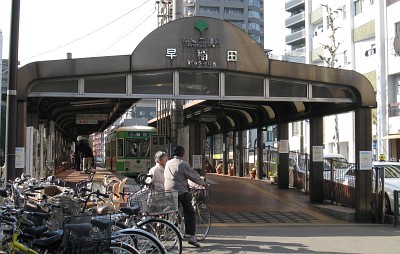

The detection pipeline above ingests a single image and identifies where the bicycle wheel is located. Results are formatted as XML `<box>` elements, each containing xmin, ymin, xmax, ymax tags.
<box><xmin>195</xmin><ymin>201</ymin><xmax>211</xmax><ymax>241</ymax></box>
<box><xmin>107</xmin><ymin>242</ymin><xmax>140</xmax><ymax>254</ymax></box>
<box><xmin>137</xmin><ymin>217</ymin><xmax>182</xmax><ymax>254</ymax></box>
<box><xmin>112</xmin><ymin>228</ymin><xmax>167</xmax><ymax>254</ymax></box>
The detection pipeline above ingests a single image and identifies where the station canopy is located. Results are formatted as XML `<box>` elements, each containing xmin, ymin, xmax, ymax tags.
<box><xmin>16</xmin><ymin>17</ymin><xmax>376</xmax><ymax>139</ymax></box>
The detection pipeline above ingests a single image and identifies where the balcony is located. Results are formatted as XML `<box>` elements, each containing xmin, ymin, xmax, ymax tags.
<box><xmin>285</xmin><ymin>29</ymin><xmax>306</xmax><ymax>45</ymax></box>
<box><xmin>285</xmin><ymin>12</ymin><xmax>305</xmax><ymax>28</ymax></box>
<box><xmin>285</xmin><ymin>0</ymin><xmax>305</xmax><ymax>12</ymax></box>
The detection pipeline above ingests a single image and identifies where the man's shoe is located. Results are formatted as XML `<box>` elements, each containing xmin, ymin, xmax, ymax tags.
<box><xmin>188</xmin><ymin>239</ymin><xmax>201</xmax><ymax>248</ymax></box>
<box><xmin>188</xmin><ymin>236</ymin><xmax>201</xmax><ymax>248</ymax></box>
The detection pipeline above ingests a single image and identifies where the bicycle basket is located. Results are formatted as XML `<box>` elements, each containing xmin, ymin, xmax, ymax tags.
<box><xmin>142</xmin><ymin>190</ymin><xmax>179</xmax><ymax>215</ymax></box>
<box><xmin>127</xmin><ymin>187</ymin><xmax>150</xmax><ymax>210</ymax></box>
<box><xmin>48</xmin><ymin>196</ymin><xmax>82</xmax><ymax>230</ymax></box>
<box><xmin>63</xmin><ymin>214</ymin><xmax>111</xmax><ymax>253</ymax></box>
<box><xmin>194</xmin><ymin>183</ymin><xmax>210</xmax><ymax>202</ymax></box>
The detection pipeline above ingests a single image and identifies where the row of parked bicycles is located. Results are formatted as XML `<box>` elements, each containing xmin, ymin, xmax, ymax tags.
<box><xmin>0</xmin><ymin>171</ymin><xmax>211</xmax><ymax>254</ymax></box>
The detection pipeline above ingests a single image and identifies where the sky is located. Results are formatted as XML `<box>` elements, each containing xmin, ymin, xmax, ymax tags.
<box><xmin>0</xmin><ymin>0</ymin><xmax>287</xmax><ymax>67</ymax></box>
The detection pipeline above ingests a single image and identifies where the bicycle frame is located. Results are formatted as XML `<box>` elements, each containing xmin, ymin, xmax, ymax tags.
<box><xmin>8</xmin><ymin>219</ymin><xmax>40</xmax><ymax>254</ymax></box>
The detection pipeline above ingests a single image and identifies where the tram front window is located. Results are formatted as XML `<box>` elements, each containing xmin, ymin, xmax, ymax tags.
<box><xmin>125</xmin><ymin>138</ymin><xmax>150</xmax><ymax>158</ymax></box>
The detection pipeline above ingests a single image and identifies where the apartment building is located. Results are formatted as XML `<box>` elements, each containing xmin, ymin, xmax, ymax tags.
<box><xmin>283</xmin><ymin>0</ymin><xmax>400</xmax><ymax>161</ymax></box>
<box><xmin>173</xmin><ymin>0</ymin><xmax>264</xmax><ymax>47</ymax></box>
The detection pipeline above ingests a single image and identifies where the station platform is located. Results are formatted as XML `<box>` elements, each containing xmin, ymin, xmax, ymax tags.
<box><xmin>56</xmin><ymin>168</ymin><xmax>356</xmax><ymax>225</ymax></box>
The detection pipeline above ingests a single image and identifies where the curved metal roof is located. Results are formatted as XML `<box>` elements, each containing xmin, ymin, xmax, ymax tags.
<box><xmin>16</xmin><ymin>17</ymin><xmax>376</xmax><ymax>139</ymax></box>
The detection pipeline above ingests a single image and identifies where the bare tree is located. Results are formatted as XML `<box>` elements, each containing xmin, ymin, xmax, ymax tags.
<box><xmin>318</xmin><ymin>4</ymin><xmax>342</xmax><ymax>68</ymax></box>
<box><xmin>318</xmin><ymin>4</ymin><xmax>343</xmax><ymax>153</ymax></box>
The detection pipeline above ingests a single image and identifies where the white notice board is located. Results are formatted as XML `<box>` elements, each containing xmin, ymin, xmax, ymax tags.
<box><xmin>312</xmin><ymin>146</ymin><xmax>324</xmax><ymax>162</ymax></box>
<box><xmin>278</xmin><ymin>140</ymin><xmax>289</xmax><ymax>153</ymax></box>
<box><xmin>192</xmin><ymin>155</ymin><xmax>202</xmax><ymax>169</ymax></box>
<box><xmin>15</xmin><ymin>147</ymin><xmax>25</xmax><ymax>168</ymax></box>
<box><xmin>359</xmin><ymin>151</ymin><xmax>372</xmax><ymax>170</ymax></box>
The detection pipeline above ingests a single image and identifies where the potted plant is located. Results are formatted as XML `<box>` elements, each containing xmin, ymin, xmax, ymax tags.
<box><xmin>228</xmin><ymin>163</ymin><xmax>234</xmax><ymax>176</ymax></box>
<box><xmin>250</xmin><ymin>167</ymin><xmax>256</xmax><ymax>179</ymax></box>
<box><xmin>216</xmin><ymin>161</ymin><xmax>223</xmax><ymax>174</ymax></box>
<box><xmin>268</xmin><ymin>171</ymin><xmax>278</xmax><ymax>184</ymax></box>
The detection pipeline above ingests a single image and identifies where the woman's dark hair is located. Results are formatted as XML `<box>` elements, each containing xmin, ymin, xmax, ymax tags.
<box><xmin>172</xmin><ymin>145</ymin><xmax>185</xmax><ymax>157</ymax></box>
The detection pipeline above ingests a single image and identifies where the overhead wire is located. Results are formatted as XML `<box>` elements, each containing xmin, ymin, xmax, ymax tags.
<box><xmin>20</xmin><ymin>0</ymin><xmax>151</xmax><ymax>61</ymax></box>
<box><xmin>97</xmin><ymin>6</ymin><xmax>156</xmax><ymax>55</ymax></box>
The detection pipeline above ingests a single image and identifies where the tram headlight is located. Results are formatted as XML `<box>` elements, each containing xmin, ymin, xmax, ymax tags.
<box><xmin>124</xmin><ymin>162</ymin><xmax>130</xmax><ymax>171</ymax></box>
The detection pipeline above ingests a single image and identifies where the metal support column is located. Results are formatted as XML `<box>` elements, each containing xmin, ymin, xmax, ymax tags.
<box><xmin>232</xmin><ymin>131</ymin><xmax>237</xmax><ymax>176</ymax></box>
<box><xmin>278</xmin><ymin>122</ymin><xmax>289</xmax><ymax>189</ymax></box>
<box><xmin>257</xmin><ymin>126</ymin><xmax>264</xmax><ymax>179</ymax></box>
<box><xmin>171</xmin><ymin>100</ymin><xmax>183</xmax><ymax>148</ymax></box>
<box><xmin>189</xmin><ymin>122</ymin><xmax>206</xmax><ymax>176</ymax></box>
<box><xmin>355</xmin><ymin>107</ymin><xmax>373</xmax><ymax>222</ymax></box>
<box><xmin>238</xmin><ymin>130</ymin><xmax>244</xmax><ymax>177</ymax></box>
<box><xmin>223</xmin><ymin>132</ymin><xmax>228</xmax><ymax>175</ymax></box>
<box><xmin>309</xmin><ymin>116</ymin><xmax>324</xmax><ymax>203</ymax></box>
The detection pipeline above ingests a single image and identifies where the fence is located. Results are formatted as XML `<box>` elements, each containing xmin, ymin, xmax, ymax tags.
<box><xmin>291</xmin><ymin>151</ymin><xmax>310</xmax><ymax>193</ymax></box>
<box><xmin>290</xmin><ymin>152</ymin><xmax>356</xmax><ymax>208</ymax></box>
<box><xmin>322</xmin><ymin>159</ymin><xmax>355</xmax><ymax>208</ymax></box>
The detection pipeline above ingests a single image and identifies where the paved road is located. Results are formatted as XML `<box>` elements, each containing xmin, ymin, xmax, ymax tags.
<box><xmin>181</xmin><ymin>224</ymin><xmax>400</xmax><ymax>254</ymax></box>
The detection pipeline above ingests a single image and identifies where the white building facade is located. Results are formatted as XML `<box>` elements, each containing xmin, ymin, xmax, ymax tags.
<box><xmin>283</xmin><ymin>0</ymin><xmax>400</xmax><ymax>162</ymax></box>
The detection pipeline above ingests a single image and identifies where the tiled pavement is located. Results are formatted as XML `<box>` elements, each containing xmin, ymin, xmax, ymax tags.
<box><xmin>211</xmin><ymin>211</ymin><xmax>319</xmax><ymax>224</ymax></box>
<box><xmin>56</xmin><ymin>168</ymin><xmax>349</xmax><ymax>225</ymax></box>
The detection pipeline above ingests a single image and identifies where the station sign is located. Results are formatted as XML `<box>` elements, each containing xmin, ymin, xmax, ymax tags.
<box><xmin>76</xmin><ymin>119</ymin><xmax>98</xmax><ymax>124</ymax></box>
<box><xmin>76</xmin><ymin>114</ymin><xmax>108</xmax><ymax>121</ymax></box>
<box><xmin>199</xmin><ymin>114</ymin><xmax>217</xmax><ymax>122</ymax></box>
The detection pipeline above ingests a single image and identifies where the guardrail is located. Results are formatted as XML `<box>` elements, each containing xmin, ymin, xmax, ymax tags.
<box><xmin>395</xmin><ymin>190</ymin><xmax>400</xmax><ymax>227</ymax></box>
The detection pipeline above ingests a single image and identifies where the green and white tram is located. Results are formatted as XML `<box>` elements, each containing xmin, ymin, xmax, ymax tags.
<box><xmin>105</xmin><ymin>126</ymin><xmax>157</xmax><ymax>177</ymax></box>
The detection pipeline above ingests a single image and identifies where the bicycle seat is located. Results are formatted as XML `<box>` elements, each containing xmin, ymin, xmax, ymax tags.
<box><xmin>22</xmin><ymin>226</ymin><xmax>48</xmax><ymax>238</ymax></box>
<box><xmin>120</xmin><ymin>206</ymin><xmax>141</xmax><ymax>215</ymax></box>
<box><xmin>33</xmin><ymin>234</ymin><xmax>63</xmax><ymax>248</ymax></box>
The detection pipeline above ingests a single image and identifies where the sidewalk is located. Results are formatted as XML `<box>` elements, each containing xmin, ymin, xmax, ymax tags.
<box><xmin>56</xmin><ymin>168</ymin><xmax>356</xmax><ymax>224</ymax></box>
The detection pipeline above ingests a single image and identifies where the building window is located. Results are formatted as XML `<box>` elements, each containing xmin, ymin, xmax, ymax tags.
<box><xmin>292</xmin><ymin>122</ymin><xmax>300</xmax><ymax>136</ymax></box>
<box><xmin>224</xmin><ymin>7</ymin><xmax>244</xmax><ymax>15</ymax></box>
<box><xmin>248</xmin><ymin>10</ymin><xmax>261</xmax><ymax>19</ymax></box>
<box><xmin>343</xmin><ymin>50</ymin><xmax>348</xmax><ymax>65</ymax></box>
<box><xmin>396</xmin><ymin>22</ymin><xmax>400</xmax><ymax>34</ymax></box>
<box><xmin>248</xmin><ymin>22</ymin><xmax>261</xmax><ymax>31</ymax></box>
<box><xmin>199</xmin><ymin>6</ymin><xmax>220</xmax><ymax>14</ymax></box>
<box><xmin>354</xmin><ymin>0</ymin><xmax>363</xmax><ymax>16</ymax></box>
<box><xmin>227</xmin><ymin>20</ymin><xmax>246</xmax><ymax>30</ymax></box>
<box><xmin>184</xmin><ymin>7</ymin><xmax>195</xmax><ymax>16</ymax></box>
<box><xmin>250</xmin><ymin>34</ymin><xmax>261</xmax><ymax>43</ymax></box>
<box><xmin>342</xmin><ymin>5</ymin><xmax>347</xmax><ymax>19</ymax></box>
<box><xmin>226</xmin><ymin>0</ymin><xmax>244</xmax><ymax>3</ymax></box>
<box><xmin>249</xmin><ymin>0</ymin><xmax>261</xmax><ymax>8</ymax></box>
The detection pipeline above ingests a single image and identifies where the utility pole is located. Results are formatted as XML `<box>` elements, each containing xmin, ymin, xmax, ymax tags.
<box><xmin>5</xmin><ymin>0</ymin><xmax>20</xmax><ymax>180</ymax></box>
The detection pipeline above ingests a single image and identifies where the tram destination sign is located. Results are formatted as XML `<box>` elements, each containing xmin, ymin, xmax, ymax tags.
<box><xmin>127</xmin><ymin>132</ymin><xmax>149</xmax><ymax>137</ymax></box>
